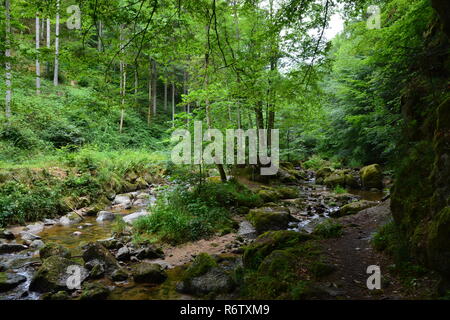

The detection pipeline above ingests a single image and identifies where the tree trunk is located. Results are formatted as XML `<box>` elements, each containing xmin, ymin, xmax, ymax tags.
<box><xmin>5</xmin><ymin>0</ymin><xmax>12</xmax><ymax>119</ymax></box>
<box><xmin>97</xmin><ymin>20</ymin><xmax>103</xmax><ymax>52</ymax></box>
<box><xmin>172</xmin><ymin>81</ymin><xmax>175</xmax><ymax>127</ymax></box>
<box><xmin>36</xmin><ymin>13</ymin><xmax>41</xmax><ymax>95</ymax></box>
<box><xmin>46</xmin><ymin>17</ymin><xmax>51</xmax><ymax>76</ymax></box>
<box><xmin>164</xmin><ymin>71</ymin><xmax>168</xmax><ymax>112</ymax></box>
<box><xmin>152</xmin><ymin>59</ymin><xmax>157</xmax><ymax>116</ymax></box>
<box><xmin>147</xmin><ymin>57</ymin><xmax>152</xmax><ymax>124</ymax></box>
<box><xmin>53</xmin><ymin>0</ymin><xmax>60</xmax><ymax>86</ymax></box>
<box><xmin>119</xmin><ymin>25</ymin><xmax>126</xmax><ymax>133</ymax></box>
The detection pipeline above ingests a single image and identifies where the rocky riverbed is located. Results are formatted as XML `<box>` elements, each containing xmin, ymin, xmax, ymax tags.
<box><xmin>0</xmin><ymin>166</ymin><xmax>386</xmax><ymax>300</ymax></box>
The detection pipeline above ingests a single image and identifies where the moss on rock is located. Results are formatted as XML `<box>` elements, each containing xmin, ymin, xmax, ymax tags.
<box><xmin>360</xmin><ymin>164</ymin><xmax>383</xmax><ymax>190</ymax></box>
<box><xmin>247</xmin><ymin>206</ymin><xmax>291</xmax><ymax>234</ymax></box>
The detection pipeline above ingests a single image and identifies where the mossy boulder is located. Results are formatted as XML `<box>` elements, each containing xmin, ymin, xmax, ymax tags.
<box><xmin>82</xmin><ymin>242</ymin><xmax>120</xmax><ymax>275</ymax></box>
<box><xmin>183</xmin><ymin>253</ymin><xmax>217</xmax><ymax>280</ymax></box>
<box><xmin>316</xmin><ymin>167</ymin><xmax>333</xmax><ymax>181</ymax></box>
<box><xmin>131</xmin><ymin>263</ymin><xmax>167</xmax><ymax>284</ymax></box>
<box><xmin>247</xmin><ymin>206</ymin><xmax>291</xmax><ymax>234</ymax></box>
<box><xmin>39</xmin><ymin>243</ymin><xmax>71</xmax><ymax>260</ymax></box>
<box><xmin>276</xmin><ymin>187</ymin><xmax>299</xmax><ymax>199</ymax></box>
<box><xmin>41</xmin><ymin>291</ymin><xmax>70</xmax><ymax>300</ymax></box>
<box><xmin>29</xmin><ymin>256</ymin><xmax>88</xmax><ymax>293</ymax></box>
<box><xmin>243</xmin><ymin>230</ymin><xmax>313</xmax><ymax>270</ymax></box>
<box><xmin>324</xmin><ymin>171</ymin><xmax>346</xmax><ymax>188</ymax></box>
<box><xmin>257</xmin><ymin>189</ymin><xmax>280</xmax><ymax>203</ymax></box>
<box><xmin>337</xmin><ymin>200</ymin><xmax>378</xmax><ymax>217</ymax></box>
<box><xmin>80</xmin><ymin>282</ymin><xmax>110</xmax><ymax>300</ymax></box>
<box><xmin>360</xmin><ymin>164</ymin><xmax>383</xmax><ymax>190</ymax></box>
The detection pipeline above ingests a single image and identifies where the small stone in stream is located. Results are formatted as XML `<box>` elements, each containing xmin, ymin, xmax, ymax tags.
<box><xmin>0</xmin><ymin>243</ymin><xmax>28</xmax><ymax>254</ymax></box>
<box><xmin>96</xmin><ymin>211</ymin><xmax>116</xmax><ymax>223</ymax></box>
<box><xmin>43</xmin><ymin>219</ymin><xmax>58</xmax><ymax>226</ymax></box>
<box><xmin>30</xmin><ymin>240</ymin><xmax>45</xmax><ymax>249</ymax></box>
<box><xmin>72</xmin><ymin>232</ymin><xmax>82</xmax><ymax>237</ymax></box>
<box><xmin>0</xmin><ymin>272</ymin><xmax>27</xmax><ymax>292</ymax></box>
<box><xmin>39</xmin><ymin>243</ymin><xmax>71</xmax><ymax>260</ymax></box>
<box><xmin>80</xmin><ymin>282</ymin><xmax>110</xmax><ymax>300</ymax></box>
<box><xmin>116</xmin><ymin>247</ymin><xmax>130</xmax><ymax>261</ymax></box>
<box><xmin>59</xmin><ymin>212</ymin><xmax>83</xmax><ymax>226</ymax></box>
<box><xmin>0</xmin><ymin>230</ymin><xmax>15</xmax><ymax>240</ymax></box>
<box><xmin>20</xmin><ymin>232</ymin><xmax>41</xmax><ymax>241</ymax></box>
<box><xmin>25</xmin><ymin>223</ymin><xmax>45</xmax><ymax>234</ymax></box>
<box><xmin>111</xmin><ymin>268</ymin><xmax>129</xmax><ymax>282</ymax></box>
<box><xmin>131</xmin><ymin>263</ymin><xmax>167</xmax><ymax>284</ymax></box>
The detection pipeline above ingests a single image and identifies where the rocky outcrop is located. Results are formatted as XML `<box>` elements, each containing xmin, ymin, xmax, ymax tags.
<box><xmin>39</xmin><ymin>243</ymin><xmax>71</xmax><ymax>260</ymax></box>
<box><xmin>0</xmin><ymin>272</ymin><xmax>27</xmax><ymax>292</ymax></box>
<box><xmin>82</xmin><ymin>242</ymin><xmax>121</xmax><ymax>276</ymax></box>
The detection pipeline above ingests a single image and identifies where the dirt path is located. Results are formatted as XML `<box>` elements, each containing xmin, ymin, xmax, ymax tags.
<box><xmin>314</xmin><ymin>200</ymin><xmax>437</xmax><ymax>300</ymax></box>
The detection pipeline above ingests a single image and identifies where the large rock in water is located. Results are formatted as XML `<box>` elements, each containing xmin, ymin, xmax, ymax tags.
<box><xmin>131</xmin><ymin>263</ymin><xmax>167</xmax><ymax>284</ymax></box>
<box><xmin>0</xmin><ymin>272</ymin><xmax>27</xmax><ymax>292</ymax></box>
<box><xmin>247</xmin><ymin>206</ymin><xmax>291</xmax><ymax>234</ymax></box>
<box><xmin>29</xmin><ymin>256</ymin><xmax>88</xmax><ymax>293</ymax></box>
<box><xmin>39</xmin><ymin>243</ymin><xmax>71</xmax><ymax>260</ymax></box>
<box><xmin>82</xmin><ymin>242</ymin><xmax>120</xmax><ymax>275</ymax></box>
<box><xmin>360</xmin><ymin>164</ymin><xmax>383</xmax><ymax>190</ymax></box>
<box><xmin>59</xmin><ymin>212</ymin><xmax>83</xmax><ymax>226</ymax></box>
<box><xmin>0</xmin><ymin>243</ymin><xmax>27</xmax><ymax>254</ymax></box>
<box><xmin>336</xmin><ymin>200</ymin><xmax>378</xmax><ymax>217</ymax></box>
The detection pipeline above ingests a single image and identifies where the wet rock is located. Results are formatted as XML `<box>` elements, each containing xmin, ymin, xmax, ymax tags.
<box><xmin>59</xmin><ymin>212</ymin><xmax>83</xmax><ymax>226</ymax></box>
<box><xmin>316</xmin><ymin>167</ymin><xmax>333</xmax><ymax>181</ymax></box>
<box><xmin>116</xmin><ymin>247</ymin><xmax>130</xmax><ymax>261</ymax></box>
<box><xmin>30</xmin><ymin>240</ymin><xmax>45</xmax><ymax>249</ymax></box>
<box><xmin>111</xmin><ymin>268</ymin><xmax>129</xmax><ymax>282</ymax></box>
<box><xmin>0</xmin><ymin>243</ymin><xmax>28</xmax><ymax>254</ymax></box>
<box><xmin>247</xmin><ymin>206</ymin><xmax>291</xmax><ymax>234</ymax></box>
<box><xmin>29</xmin><ymin>256</ymin><xmax>88</xmax><ymax>293</ymax></box>
<box><xmin>82</xmin><ymin>242</ymin><xmax>120</xmax><ymax>275</ymax></box>
<box><xmin>133</xmin><ymin>246</ymin><xmax>164</xmax><ymax>260</ymax></box>
<box><xmin>43</xmin><ymin>219</ymin><xmax>58</xmax><ymax>226</ymax></box>
<box><xmin>41</xmin><ymin>290</ymin><xmax>70</xmax><ymax>300</ymax></box>
<box><xmin>335</xmin><ymin>200</ymin><xmax>378</xmax><ymax>217</ymax></box>
<box><xmin>20</xmin><ymin>232</ymin><xmax>42</xmax><ymax>241</ymax></box>
<box><xmin>80</xmin><ymin>282</ymin><xmax>110</xmax><ymax>300</ymax></box>
<box><xmin>177</xmin><ymin>268</ymin><xmax>235</xmax><ymax>296</ymax></box>
<box><xmin>360</xmin><ymin>164</ymin><xmax>383</xmax><ymax>190</ymax></box>
<box><xmin>0</xmin><ymin>229</ymin><xmax>15</xmax><ymax>240</ymax></box>
<box><xmin>88</xmin><ymin>263</ymin><xmax>105</xmax><ymax>279</ymax></box>
<box><xmin>112</xmin><ymin>194</ymin><xmax>131</xmax><ymax>207</ymax></box>
<box><xmin>97</xmin><ymin>238</ymin><xmax>123</xmax><ymax>250</ymax></box>
<box><xmin>96</xmin><ymin>211</ymin><xmax>116</xmax><ymax>223</ymax></box>
<box><xmin>123</xmin><ymin>210</ymin><xmax>150</xmax><ymax>224</ymax></box>
<box><xmin>39</xmin><ymin>243</ymin><xmax>71</xmax><ymax>260</ymax></box>
<box><xmin>72</xmin><ymin>231</ymin><xmax>82</xmax><ymax>237</ymax></box>
<box><xmin>0</xmin><ymin>272</ymin><xmax>27</xmax><ymax>292</ymax></box>
<box><xmin>131</xmin><ymin>263</ymin><xmax>167</xmax><ymax>284</ymax></box>
<box><xmin>25</xmin><ymin>223</ymin><xmax>45</xmax><ymax>234</ymax></box>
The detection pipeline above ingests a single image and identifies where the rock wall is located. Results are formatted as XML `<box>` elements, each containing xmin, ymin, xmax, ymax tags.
<box><xmin>391</xmin><ymin>3</ymin><xmax>450</xmax><ymax>281</ymax></box>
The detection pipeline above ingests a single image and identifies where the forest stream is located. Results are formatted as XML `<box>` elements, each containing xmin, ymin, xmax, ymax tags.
<box><xmin>0</xmin><ymin>169</ymin><xmax>387</xmax><ymax>301</ymax></box>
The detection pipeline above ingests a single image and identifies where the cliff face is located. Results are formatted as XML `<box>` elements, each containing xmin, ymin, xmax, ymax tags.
<box><xmin>391</xmin><ymin>1</ymin><xmax>450</xmax><ymax>283</ymax></box>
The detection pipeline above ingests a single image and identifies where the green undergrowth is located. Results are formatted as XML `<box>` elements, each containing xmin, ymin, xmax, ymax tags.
<box><xmin>133</xmin><ymin>179</ymin><xmax>260</xmax><ymax>245</ymax></box>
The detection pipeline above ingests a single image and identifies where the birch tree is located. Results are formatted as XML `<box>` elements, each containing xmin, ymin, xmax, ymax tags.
<box><xmin>5</xmin><ymin>0</ymin><xmax>12</xmax><ymax>119</ymax></box>
<box><xmin>36</xmin><ymin>12</ymin><xmax>41</xmax><ymax>95</ymax></box>
<box><xmin>53</xmin><ymin>0</ymin><xmax>60</xmax><ymax>86</ymax></box>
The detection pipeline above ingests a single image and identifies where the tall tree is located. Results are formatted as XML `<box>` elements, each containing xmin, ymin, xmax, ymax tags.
<box><xmin>53</xmin><ymin>0</ymin><xmax>60</xmax><ymax>86</ymax></box>
<box><xmin>4</xmin><ymin>0</ymin><xmax>12</xmax><ymax>119</ymax></box>
<box><xmin>36</xmin><ymin>12</ymin><xmax>41</xmax><ymax>95</ymax></box>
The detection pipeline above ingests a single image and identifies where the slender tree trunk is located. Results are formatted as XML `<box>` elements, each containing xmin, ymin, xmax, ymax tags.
<box><xmin>119</xmin><ymin>25</ymin><xmax>126</xmax><ymax>133</ymax></box>
<box><xmin>36</xmin><ymin>13</ymin><xmax>41</xmax><ymax>95</ymax></box>
<box><xmin>164</xmin><ymin>70</ymin><xmax>168</xmax><ymax>112</ymax></box>
<box><xmin>152</xmin><ymin>59</ymin><xmax>157</xmax><ymax>116</ymax></box>
<box><xmin>205</xmin><ymin>40</ymin><xmax>227</xmax><ymax>182</ymax></box>
<box><xmin>172</xmin><ymin>81</ymin><xmax>175</xmax><ymax>127</ymax></box>
<box><xmin>5</xmin><ymin>0</ymin><xmax>12</xmax><ymax>119</ymax></box>
<box><xmin>134</xmin><ymin>67</ymin><xmax>138</xmax><ymax>100</ymax></box>
<box><xmin>184</xmin><ymin>70</ymin><xmax>190</xmax><ymax>123</ymax></box>
<box><xmin>97</xmin><ymin>20</ymin><xmax>103</xmax><ymax>52</ymax></box>
<box><xmin>147</xmin><ymin>57</ymin><xmax>152</xmax><ymax>124</ymax></box>
<box><xmin>46</xmin><ymin>18</ymin><xmax>51</xmax><ymax>76</ymax></box>
<box><xmin>53</xmin><ymin>0</ymin><xmax>60</xmax><ymax>86</ymax></box>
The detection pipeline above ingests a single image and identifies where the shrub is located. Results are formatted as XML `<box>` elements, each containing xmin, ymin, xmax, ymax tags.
<box><xmin>313</xmin><ymin>220</ymin><xmax>343</xmax><ymax>239</ymax></box>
